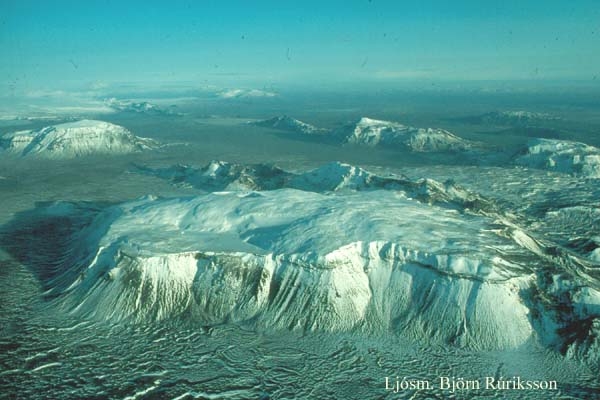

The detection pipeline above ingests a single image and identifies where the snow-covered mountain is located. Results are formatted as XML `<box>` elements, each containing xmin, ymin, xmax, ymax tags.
<box><xmin>251</xmin><ymin>116</ymin><xmax>473</xmax><ymax>152</ymax></box>
<box><xmin>339</xmin><ymin>117</ymin><xmax>471</xmax><ymax>152</ymax></box>
<box><xmin>16</xmin><ymin>187</ymin><xmax>596</xmax><ymax>357</ymax></box>
<box><xmin>135</xmin><ymin>161</ymin><xmax>494</xmax><ymax>212</ymax></box>
<box><xmin>136</xmin><ymin>161</ymin><xmax>290</xmax><ymax>191</ymax></box>
<box><xmin>104</xmin><ymin>98</ymin><xmax>181</xmax><ymax>116</ymax></box>
<box><xmin>0</xmin><ymin>120</ymin><xmax>158</xmax><ymax>158</ymax></box>
<box><xmin>515</xmin><ymin>138</ymin><xmax>600</xmax><ymax>178</ymax></box>
<box><xmin>4</xmin><ymin>156</ymin><xmax>598</xmax><ymax>365</ymax></box>
<box><xmin>250</xmin><ymin>115</ymin><xmax>328</xmax><ymax>135</ymax></box>
<box><xmin>33</xmin><ymin>191</ymin><xmax>536</xmax><ymax>349</ymax></box>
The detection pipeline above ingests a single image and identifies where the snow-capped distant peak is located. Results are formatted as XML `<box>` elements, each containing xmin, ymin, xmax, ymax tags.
<box><xmin>493</xmin><ymin>110</ymin><xmax>559</xmax><ymax>120</ymax></box>
<box><xmin>0</xmin><ymin>119</ymin><xmax>158</xmax><ymax>158</ymax></box>
<box><xmin>341</xmin><ymin>117</ymin><xmax>470</xmax><ymax>151</ymax></box>
<box><xmin>346</xmin><ymin>117</ymin><xmax>406</xmax><ymax>145</ymax></box>
<box><xmin>355</xmin><ymin>116</ymin><xmax>404</xmax><ymax>128</ymax></box>
<box><xmin>515</xmin><ymin>138</ymin><xmax>600</xmax><ymax>178</ymax></box>
<box><xmin>251</xmin><ymin>115</ymin><xmax>327</xmax><ymax>135</ymax></box>
<box><xmin>469</xmin><ymin>110</ymin><xmax>561</xmax><ymax>127</ymax></box>
<box><xmin>104</xmin><ymin>98</ymin><xmax>181</xmax><ymax>116</ymax></box>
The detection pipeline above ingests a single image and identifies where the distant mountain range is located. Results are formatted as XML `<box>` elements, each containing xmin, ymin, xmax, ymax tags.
<box><xmin>104</xmin><ymin>98</ymin><xmax>182</xmax><ymax>116</ymax></box>
<box><xmin>461</xmin><ymin>110</ymin><xmax>561</xmax><ymax>126</ymax></box>
<box><xmin>251</xmin><ymin>115</ymin><xmax>473</xmax><ymax>152</ymax></box>
<box><xmin>515</xmin><ymin>138</ymin><xmax>600</xmax><ymax>178</ymax></box>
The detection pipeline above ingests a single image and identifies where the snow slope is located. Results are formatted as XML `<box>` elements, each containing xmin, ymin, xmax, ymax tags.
<box><xmin>0</xmin><ymin>120</ymin><xmax>157</xmax><ymax>158</ymax></box>
<box><xmin>515</xmin><ymin>139</ymin><xmax>600</xmax><ymax>178</ymax></box>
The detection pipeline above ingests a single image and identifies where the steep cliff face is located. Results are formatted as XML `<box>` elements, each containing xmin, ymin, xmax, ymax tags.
<box><xmin>28</xmin><ymin>188</ymin><xmax>537</xmax><ymax>350</ymax></box>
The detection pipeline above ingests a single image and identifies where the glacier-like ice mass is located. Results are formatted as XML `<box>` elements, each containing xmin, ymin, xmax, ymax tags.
<box><xmin>0</xmin><ymin>119</ymin><xmax>158</xmax><ymax>158</ymax></box>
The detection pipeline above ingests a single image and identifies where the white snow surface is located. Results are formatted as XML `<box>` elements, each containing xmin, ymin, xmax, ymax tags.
<box><xmin>341</xmin><ymin>117</ymin><xmax>471</xmax><ymax>151</ymax></box>
<box><xmin>53</xmin><ymin>188</ymin><xmax>537</xmax><ymax>349</ymax></box>
<box><xmin>515</xmin><ymin>138</ymin><xmax>600</xmax><ymax>178</ymax></box>
<box><xmin>0</xmin><ymin>119</ymin><xmax>157</xmax><ymax>158</ymax></box>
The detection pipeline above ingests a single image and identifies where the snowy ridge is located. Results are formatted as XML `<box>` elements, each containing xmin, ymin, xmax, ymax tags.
<box><xmin>0</xmin><ymin>120</ymin><xmax>158</xmax><ymax>158</ymax></box>
<box><xmin>515</xmin><ymin>138</ymin><xmax>600</xmax><ymax>178</ymax></box>
<box><xmin>134</xmin><ymin>161</ymin><xmax>495</xmax><ymax>212</ymax></box>
<box><xmin>250</xmin><ymin>116</ymin><xmax>327</xmax><ymax>135</ymax></box>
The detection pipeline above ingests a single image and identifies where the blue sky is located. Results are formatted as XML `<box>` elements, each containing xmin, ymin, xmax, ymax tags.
<box><xmin>1</xmin><ymin>0</ymin><xmax>599</xmax><ymax>92</ymax></box>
